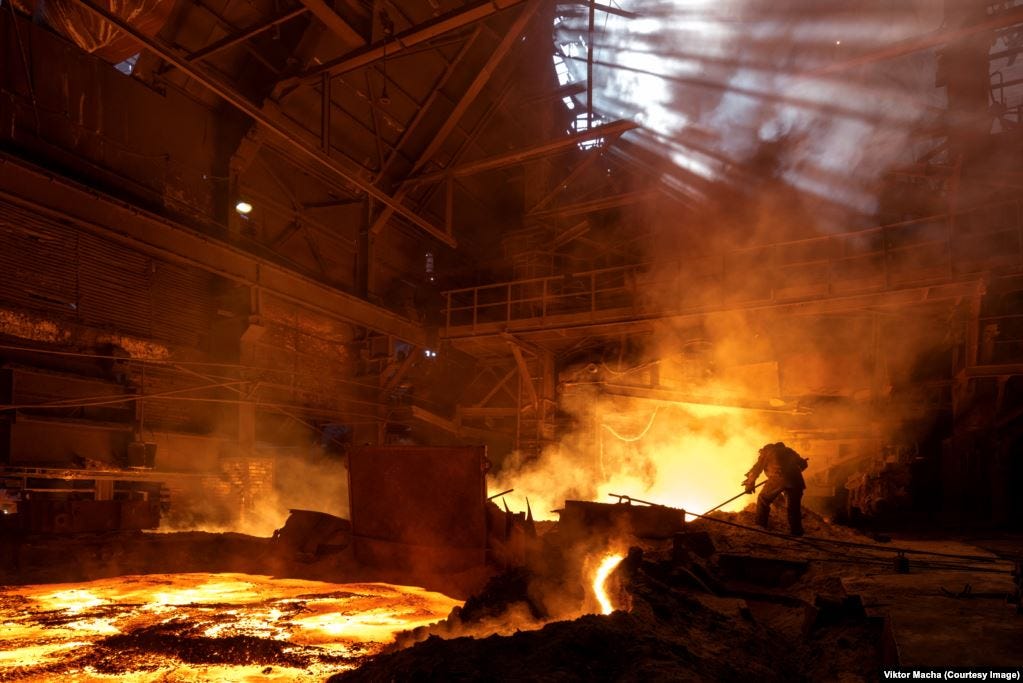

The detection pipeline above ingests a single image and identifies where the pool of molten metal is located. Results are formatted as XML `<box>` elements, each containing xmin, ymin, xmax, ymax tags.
<box><xmin>0</xmin><ymin>572</ymin><xmax>461</xmax><ymax>681</ymax></box>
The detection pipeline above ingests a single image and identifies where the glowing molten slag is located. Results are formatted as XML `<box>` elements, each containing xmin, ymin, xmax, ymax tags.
<box><xmin>592</xmin><ymin>553</ymin><xmax>625</xmax><ymax>615</ymax></box>
<box><xmin>0</xmin><ymin>573</ymin><xmax>460</xmax><ymax>681</ymax></box>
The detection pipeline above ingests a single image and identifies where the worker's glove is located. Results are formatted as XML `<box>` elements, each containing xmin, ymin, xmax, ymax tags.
<box><xmin>742</xmin><ymin>478</ymin><xmax>756</xmax><ymax>494</ymax></box>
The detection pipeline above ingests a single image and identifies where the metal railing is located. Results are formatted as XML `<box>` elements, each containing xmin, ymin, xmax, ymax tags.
<box><xmin>442</xmin><ymin>200</ymin><xmax>1023</xmax><ymax>335</ymax></box>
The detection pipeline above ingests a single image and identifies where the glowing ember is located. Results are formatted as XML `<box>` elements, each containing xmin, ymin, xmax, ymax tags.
<box><xmin>0</xmin><ymin>573</ymin><xmax>460</xmax><ymax>681</ymax></box>
<box><xmin>592</xmin><ymin>553</ymin><xmax>625</xmax><ymax>615</ymax></box>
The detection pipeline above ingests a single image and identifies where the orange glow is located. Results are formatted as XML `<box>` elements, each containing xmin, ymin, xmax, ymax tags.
<box><xmin>0</xmin><ymin>573</ymin><xmax>460</xmax><ymax>681</ymax></box>
<box><xmin>592</xmin><ymin>553</ymin><xmax>625</xmax><ymax>615</ymax></box>
<box><xmin>492</xmin><ymin>399</ymin><xmax>772</xmax><ymax>520</ymax></box>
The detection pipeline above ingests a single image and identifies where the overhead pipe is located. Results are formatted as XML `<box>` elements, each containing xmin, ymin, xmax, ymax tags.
<box><xmin>73</xmin><ymin>0</ymin><xmax>458</xmax><ymax>247</ymax></box>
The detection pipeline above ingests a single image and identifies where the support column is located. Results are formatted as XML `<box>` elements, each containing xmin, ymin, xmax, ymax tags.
<box><xmin>540</xmin><ymin>349</ymin><xmax>556</xmax><ymax>442</ymax></box>
<box><xmin>357</xmin><ymin>200</ymin><xmax>373</xmax><ymax>298</ymax></box>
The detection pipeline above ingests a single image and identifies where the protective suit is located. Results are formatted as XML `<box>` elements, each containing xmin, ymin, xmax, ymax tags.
<box><xmin>743</xmin><ymin>442</ymin><xmax>808</xmax><ymax>536</ymax></box>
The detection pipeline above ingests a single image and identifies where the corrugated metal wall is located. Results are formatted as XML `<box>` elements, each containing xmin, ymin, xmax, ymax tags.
<box><xmin>0</xmin><ymin>202</ymin><xmax>78</xmax><ymax>317</ymax></box>
<box><xmin>0</xmin><ymin>199</ymin><xmax>216</xmax><ymax>349</ymax></box>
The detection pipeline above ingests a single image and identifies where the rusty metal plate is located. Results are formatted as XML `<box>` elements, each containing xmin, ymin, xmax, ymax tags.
<box><xmin>349</xmin><ymin>445</ymin><xmax>487</xmax><ymax>574</ymax></box>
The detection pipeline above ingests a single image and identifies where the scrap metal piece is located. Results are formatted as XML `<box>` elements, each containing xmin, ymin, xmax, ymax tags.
<box><xmin>273</xmin><ymin>509</ymin><xmax>351</xmax><ymax>562</ymax></box>
<box><xmin>557</xmin><ymin>499</ymin><xmax>685</xmax><ymax>540</ymax></box>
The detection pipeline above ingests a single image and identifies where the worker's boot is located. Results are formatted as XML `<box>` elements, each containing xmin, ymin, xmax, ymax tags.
<box><xmin>786</xmin><ymin>490</ymin><xmax>804</xmax><ymax>536</ymax></box>
<box><xmin>755</xmin><ymin>499</ymin><xmax>771</xmax><ymax>529</ymax></box>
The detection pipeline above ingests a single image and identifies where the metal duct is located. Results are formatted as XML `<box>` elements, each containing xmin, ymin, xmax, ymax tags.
<box><xmin>37</xmin><ymin>0</ymin><xmax>173</xmax><ymax>62</ymax></box>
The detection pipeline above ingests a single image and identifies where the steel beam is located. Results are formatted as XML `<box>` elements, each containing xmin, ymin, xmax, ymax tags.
<box><xmin>508</xmin><ymin>341</ymin><xmax>538</xmax><ymax>409</ymax></box>
<box><xmin>410</xmin><ymin>405</ymin><xmax>493</xmax><ymax>439</ymax></box>
<box><xmin>560</xmin><ymin>0</ymin><xmax>639</xmax><ymax>19</ymax></box>
<box><xmin>596</xmin><ymin>384</ymin><xmax>802</xmax><ymax>415</ymax></box>
<box><xmin>381</xmin><ymin>346</ymin><xmax>421</xmax><ymax>394</ymax></box>
<box><xmin>186</xmin><ymin>7</ymin><xmax>309</xmax><ymax>63</ymax></box>
<box><xmin>475</xmin><ymin>366</ymin><xmax>518</xmax><ymax>406</ymax></box>
<box><xmin>528</xmin><ymin>143</ymin><xmax>610</xmax><ymax>214</ymax></box>
<box><xmin>171</xmin><ymin>0</ymin><xmax>280</xmax><ymax>74</ymax></box>
<box><xmin>458</xmin><ymin>406</ymin><xmax>519</xmax><ymax>417</ymax></box>
<box><xmin>281</xmin><ymin>0</ymin><xmax>529</xmax><ymax>89</ymax></box>
<box><xmin>374</xmin><ymin>26</ymin><xmax>481</xmax><ymax>183</ymax></box>
<box><xmin>552</xmin><ymin>220</ymin><xmax>590</xmax><ymax>248</ymax></box>
<box><xmin>0</xmin><ymin>153</ymin><xmax>429</xmax><ymax>346</ymax></box>
<box><xmin>409</xmin><ymin>0</ymin><xmax>543</xmax><ymax>177</ymax></box>
<box><xmin>73</xmin><ymin>0</ymin><xmax>456</xmax><ymax>248</ymax></box>
<box><xmin>367</xmin><ymin>0</ymin><xmax>543</xmax><ymax>236</ymax></box>
<box><xmin>297</xmin><ymin>0</ymin><xmax>365</xmax><ymax>47</ymax></box>
<box><xmin>530</xmin><ymin>189</ymin><xmax>659</xmax><ymax>219</ymax></box>
<box><xmin>587</xmin><ymin>0</ymin><xmax>594</xmax><ymax>129</ymax></box>
<box><xmin>410</xmin><ymin>119</ymin><xmax>638</xmax><ymax>184</ymax></box>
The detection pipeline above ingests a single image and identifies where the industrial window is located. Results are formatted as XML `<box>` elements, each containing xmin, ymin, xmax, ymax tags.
<box><xmin>553</xmin><ymin>8</ymin><xmax>610</xmax><ymax>149</ymax></box>
<box><xmin>114</xmin><ymin>52</ymin><xmax>140</xmax><ymax>76</ymax></box>
<box><xmin>572</xmin><ymin>112</ymin><xmax>605</xmax><ymax>150</ymax></box>
<box><xmin>552</xmin><ymin>55</ymin><xmax>573</xmax><ymax>87</ymax></box>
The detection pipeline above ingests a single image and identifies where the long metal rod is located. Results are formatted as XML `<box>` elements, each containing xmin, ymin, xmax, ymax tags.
<box><xmin>609</xmin><ymin>492</ymin><xmax>1006</xmax><ymax>564</ymax></box>
<box><xmin>702</xmin><ymin>482</ymin><xmax>765</xmax><ymax>515</ymax></box>
<box><xmin>73</xmin><ymin>0</ymin><xmax>456</xmax><ymax>247</ymax></box>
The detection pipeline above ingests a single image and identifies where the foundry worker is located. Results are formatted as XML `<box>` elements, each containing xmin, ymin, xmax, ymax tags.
<box><xmin>743</xmin><ymin>442</ymin><xmax>808</xmax><ymax>536</ymax></box>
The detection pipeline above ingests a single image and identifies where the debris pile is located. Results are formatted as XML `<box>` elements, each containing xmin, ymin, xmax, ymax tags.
<box><xmin>333</xmin><ymin>506</ymin><xmax>893</xmax><ymax>682</ymax></box>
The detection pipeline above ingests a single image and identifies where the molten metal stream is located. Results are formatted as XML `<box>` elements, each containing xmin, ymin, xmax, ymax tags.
<box><xmin>0</xmin><ymin>572</ymin><xmax>460</xmax><ymax>681</ymax></box>
<box><xmin>593</xmin><ymin>553</ymin><xmax>625</xmax><ymax>615</ymax></box>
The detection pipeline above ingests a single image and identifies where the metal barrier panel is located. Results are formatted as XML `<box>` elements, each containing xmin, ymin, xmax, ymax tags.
<box><xmin>348</xmin><ymin>445</ymin><xmax>487</xmax><ymax>574</ymax></box>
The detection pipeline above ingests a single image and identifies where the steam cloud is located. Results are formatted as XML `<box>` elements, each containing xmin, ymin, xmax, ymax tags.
<box><xmin>238</xmin><ymin>451</ymin><xmax>350</xmax><ymax>537</ymax></box>
<box><xmin>485</xmin><ymin>2</ymin><xmax>969</xmax><ymax>519</ymax></box>
<box><xmin>162</xmin><ymin>449</ymin><xmax>349</xmax><ymax>537</ymax></box>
